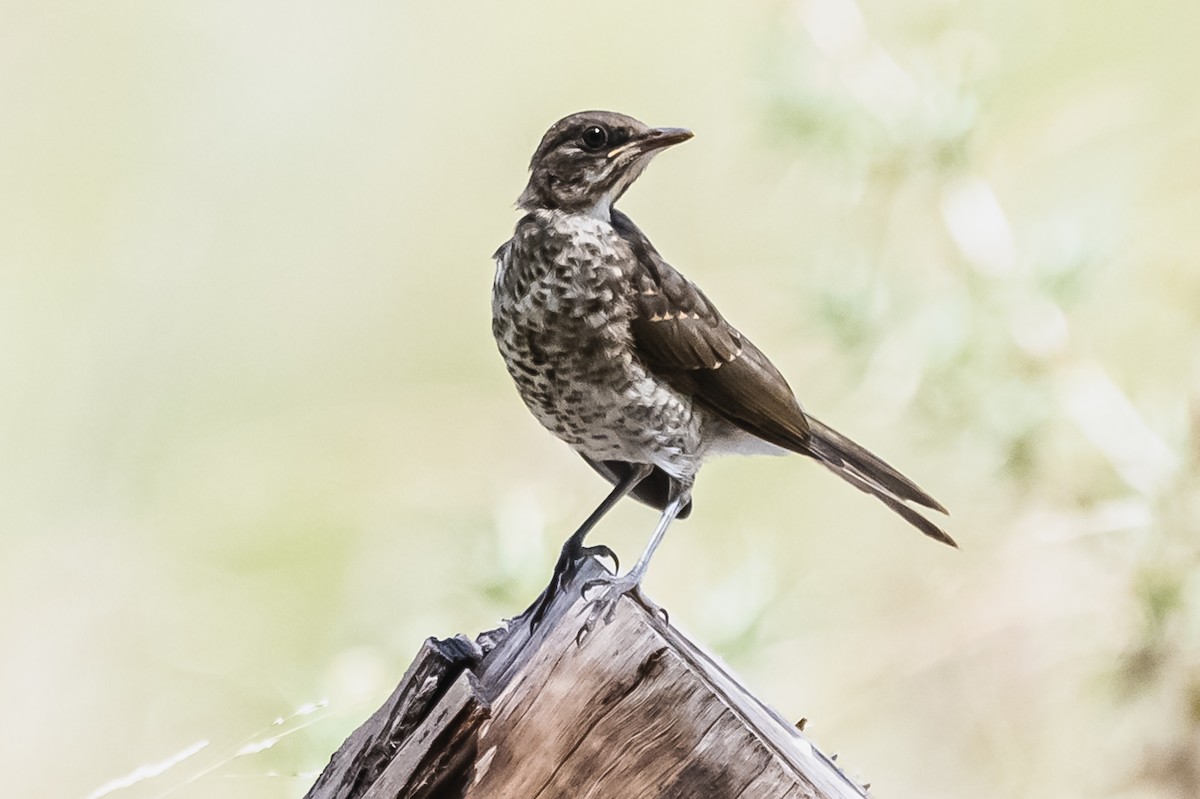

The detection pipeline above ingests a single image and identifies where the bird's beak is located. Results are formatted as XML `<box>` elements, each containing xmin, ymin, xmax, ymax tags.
<box><xmin>608</xmin><ymin>127</ymin><xmax>694</xmax><ymax>159</ymax></box>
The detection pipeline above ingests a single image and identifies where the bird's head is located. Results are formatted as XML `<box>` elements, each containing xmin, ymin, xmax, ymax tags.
<box><xmin>518</xmin><ymin>110</ymin><xmax>693</xmax><ymax>219</ymax></box>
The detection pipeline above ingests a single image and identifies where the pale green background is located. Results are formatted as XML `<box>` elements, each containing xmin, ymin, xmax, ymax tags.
<box><xmin>3</xmin><ymin>1</ymin><xmax>1198</xmax><ymax>798</ymax></box>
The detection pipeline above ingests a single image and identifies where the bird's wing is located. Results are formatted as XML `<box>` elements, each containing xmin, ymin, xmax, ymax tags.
<box><xmin>611</xmin><ymin>210</ymin><xmax>954</xmax><ymax>545</ymax></box>
<box><xmin>612</xmin><ymin>210</ymin><xmax>811</xmax><ymax>452</ymax></box>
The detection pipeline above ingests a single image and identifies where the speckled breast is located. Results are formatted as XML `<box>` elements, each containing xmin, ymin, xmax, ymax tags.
<box><xmin>492</xmin><ymin>210</ymin><xmax>702</xmax><ymax>478</ymax></box>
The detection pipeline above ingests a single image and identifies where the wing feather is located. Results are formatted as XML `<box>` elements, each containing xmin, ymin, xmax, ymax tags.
<box><xmin>610</xmin><ymin>209</ymin><xmax>953</xmax><ymax>546</ymax></box>
<box><xmin>612</xmin><ymin>210</ymin><xmax>811</xmax><ymax>450</ymax></box>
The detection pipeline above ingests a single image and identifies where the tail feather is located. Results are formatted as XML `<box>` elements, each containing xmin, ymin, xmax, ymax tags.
<box><xmin>804</xmin><ymin>415</ymin><xmax>956</xmax><ymax>547</ymax></box>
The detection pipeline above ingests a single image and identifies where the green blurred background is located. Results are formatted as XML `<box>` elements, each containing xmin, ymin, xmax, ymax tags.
<box><xmin>3</xmin><ymin>1</ymin><xmax>1198</xmax><ymax>797</ymax></box>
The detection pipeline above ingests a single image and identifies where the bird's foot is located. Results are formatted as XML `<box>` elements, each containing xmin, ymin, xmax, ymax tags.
<box><xmin>529</xmin><ymin>542</ymin><xmax>619</xmax><ymax>631</ymax></box>
<box><xmin>576</xmin><ymin>543</ymin><xmax>619</xmax><ymax>574</ymax></box>
<box><xmin>575</xmin><ymin>573</ymin><xmax>666</xmax><ymax>644</ymax></box>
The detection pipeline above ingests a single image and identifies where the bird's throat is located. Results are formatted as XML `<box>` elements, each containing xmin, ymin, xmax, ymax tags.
<box><xmin>582</xmin><ymin>188</ymin><xmax>618</xmax><ymax>222</ymax></box>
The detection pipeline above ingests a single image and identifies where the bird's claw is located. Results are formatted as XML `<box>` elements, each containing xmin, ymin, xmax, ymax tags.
<box><xmin>644</xmin><ymin>600</ymin><xmax>669</xmax><ymax>626</ymax></box>
<box><xmin>530</xmin><ymin>540</ymin><xmax>619</xmax><ymax>631</ymax></box>
<box><xmin>631</xmin><ymin>585</ymin><xmax>668</xmax><ymax>625</ymax></box>
<box><xmin>575</xmin><ymin>574</ymin><xmax>666</xmax><ymax>644</ymax></box>
<box><xmin>579</xmin><ymin>544</ymin><xmax>619</xmax><ymax>574</ymax></box>
<box><xmin>576</xmin><ymin>575</ymin><xmax>634</xmax><ymax>644</ymax></box>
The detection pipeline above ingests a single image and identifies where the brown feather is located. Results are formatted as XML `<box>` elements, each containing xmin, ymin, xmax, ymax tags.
<box><xmin>611</xmin><ymin>209</ymin><xmax>954</xmax><ymax>547</ymax></box>
<box><xmin>615</xmin><ymin>211</ymin><xmax>813</xmax><ymax>450</ymax></box>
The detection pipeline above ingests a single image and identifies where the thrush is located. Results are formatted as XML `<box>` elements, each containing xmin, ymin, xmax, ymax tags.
<box><xmin>492</xmin><ymin>111</ymin><xmax>954</xmax><ymax>637</ymax></box>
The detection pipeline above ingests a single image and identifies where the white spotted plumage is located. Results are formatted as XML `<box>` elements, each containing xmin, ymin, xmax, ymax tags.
<box><xmin>492</xmin><ymin>209</ymin><xmax>706</xmax><ymax>480</ymax></box>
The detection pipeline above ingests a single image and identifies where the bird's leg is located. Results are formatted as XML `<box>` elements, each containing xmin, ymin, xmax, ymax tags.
<box><xmin>528</xmin><ymin>464</ymin><xmax>654</xmax><ymax>630</ymax></box>
<box><xmin>577</xmin><ymin>482</ymin><xmax>691</xmax><ymax>643</ymax></box>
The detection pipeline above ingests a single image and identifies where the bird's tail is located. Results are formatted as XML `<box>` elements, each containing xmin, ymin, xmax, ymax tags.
<box><xmin>803</xmin><ymin>415</ymin><xmax>957</xmax><ymax>547</ymax></box>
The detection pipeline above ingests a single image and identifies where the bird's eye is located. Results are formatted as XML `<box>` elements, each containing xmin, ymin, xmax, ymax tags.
<box><xmin>580</xmin><ymin>125</ymin><xmax>609</xmax><ymax>151</ymax></box>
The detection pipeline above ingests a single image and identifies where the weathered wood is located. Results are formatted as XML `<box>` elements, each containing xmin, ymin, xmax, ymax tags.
<box><xmin>306</xmin><ymin>559</ymin><xmax>870</xmax><ymax>799</ymax></box>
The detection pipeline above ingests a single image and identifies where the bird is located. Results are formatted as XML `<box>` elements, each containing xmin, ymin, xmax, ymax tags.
<box><xmin>491</xmin><ymin>110</ymin><xmax>954</xmax><ymax>637</ymax></box>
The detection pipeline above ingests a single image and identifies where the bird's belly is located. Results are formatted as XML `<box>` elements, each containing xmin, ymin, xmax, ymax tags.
<box><xmin>701</xmin><ymin>419</ymin><xmax>793</xmax><ymax>458</ymax></box>
<box><xmin>498</xmin><ymin>330</ymin><xmax>703</xmax><ymax>478</ymax></box>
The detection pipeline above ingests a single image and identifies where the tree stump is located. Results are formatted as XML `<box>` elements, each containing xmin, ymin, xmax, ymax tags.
<box><xmin>305</xmin><ymin>558</ymin><xmax>870</xmax><ymax>799</ymax></box>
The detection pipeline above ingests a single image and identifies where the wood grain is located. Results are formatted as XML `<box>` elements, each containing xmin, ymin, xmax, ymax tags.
<box><xmin>305</xmin><ymin>559</ymin><xmax>870</xmax><ymax>799</ymax></box>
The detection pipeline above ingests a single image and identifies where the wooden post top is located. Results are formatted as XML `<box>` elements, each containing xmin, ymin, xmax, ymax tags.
<box><xmin>306</xmin><ymin>559</ymin><xmax>870</xmax><ymax>799</ymax></box>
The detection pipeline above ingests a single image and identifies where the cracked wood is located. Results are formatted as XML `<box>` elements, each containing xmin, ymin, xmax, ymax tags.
<box><xmin>305</xmin><ymin>559</ymin><xmax>870</xmax><ymax>799</ymax></box>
